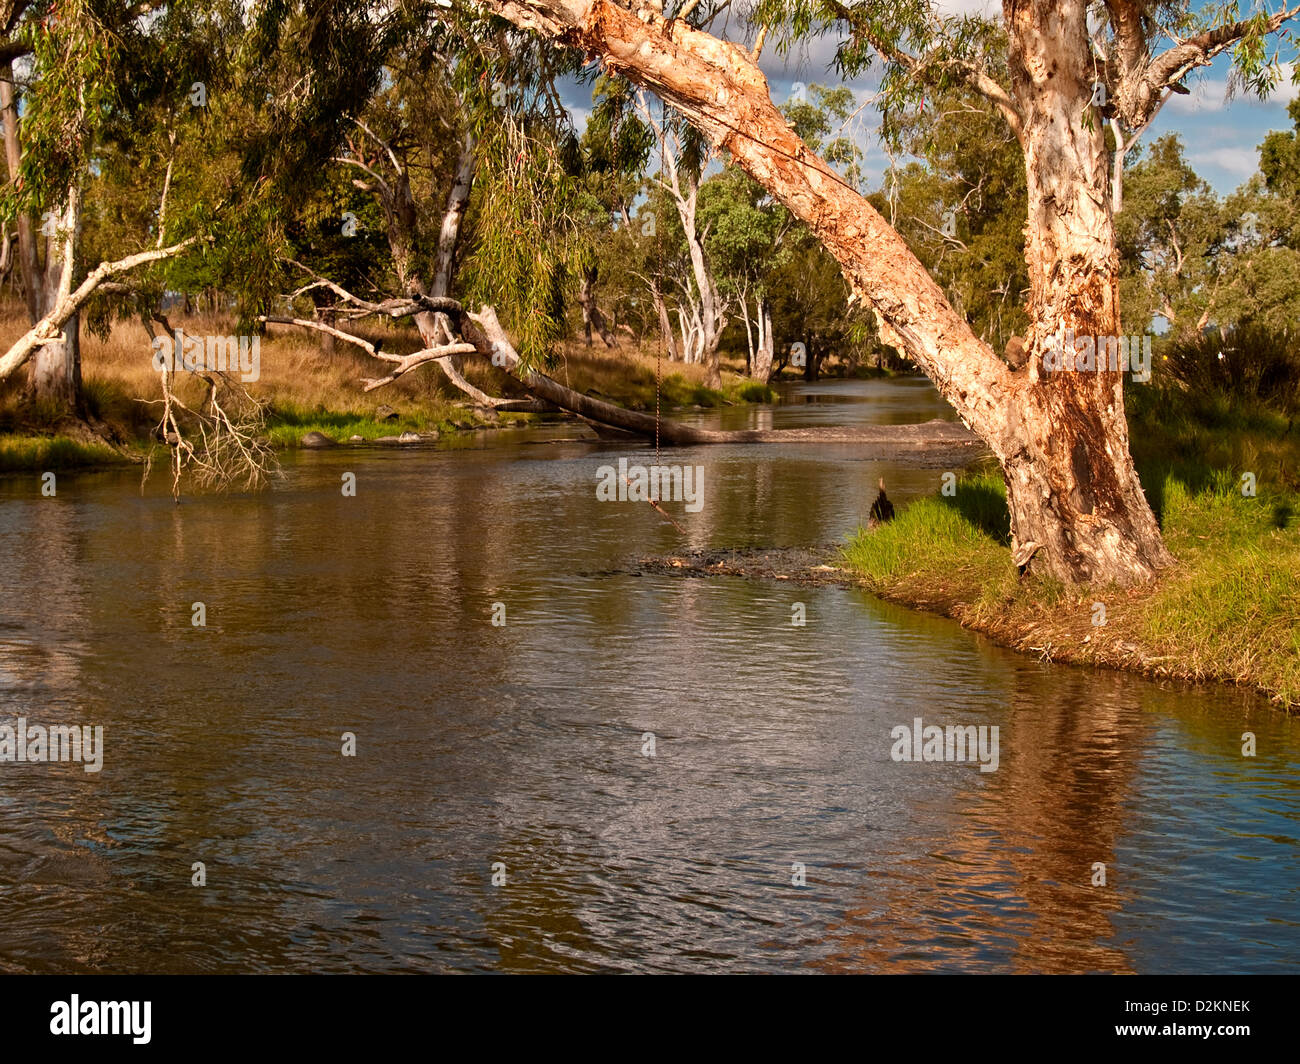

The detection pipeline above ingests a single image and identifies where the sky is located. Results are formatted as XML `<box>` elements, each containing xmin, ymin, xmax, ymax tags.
<box><xmin>559</xmin><ymin>0</ymin><xmax>1300</xmax><ymax>198</ymax></box>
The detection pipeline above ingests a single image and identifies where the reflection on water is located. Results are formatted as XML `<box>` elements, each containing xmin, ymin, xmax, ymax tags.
<box><xmin>0</xmin><ymin>379</ymin><xmax>1296</xmax><ymax>973</ymax></box>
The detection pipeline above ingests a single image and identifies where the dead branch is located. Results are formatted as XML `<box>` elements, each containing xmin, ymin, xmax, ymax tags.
<box><xmin>359</xmin><ymin>343</ymin><xmax>479</xmax><ymax>391</ymax></box>
<box><xmin>0</xmin><ymin>235</ymin><xmax>204</xmax><ymax>383</ymax></box>
<box><xmin>141</xmin><ymin>367</ymin><xmax>277</xmax><ymax>499</ymax></box>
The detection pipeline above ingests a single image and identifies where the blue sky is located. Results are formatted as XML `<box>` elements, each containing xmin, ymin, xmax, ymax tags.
<box><xmin>560</xmin><ymin>0</ymin><xmax>1299</xmax><ymax>198</ymax></box>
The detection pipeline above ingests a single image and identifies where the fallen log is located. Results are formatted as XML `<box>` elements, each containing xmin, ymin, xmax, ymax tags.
<box><xmin>463</xmin><ymin>306</ymin><xmax>982</xmax><ymax>461</ymax></box>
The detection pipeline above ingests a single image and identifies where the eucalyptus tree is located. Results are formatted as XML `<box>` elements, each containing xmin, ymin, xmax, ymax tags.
<box><xmin>698</xmin><ymin>166</ymin><xmax>784</xmax><ymax>380</ymax></box>
<box><xmin>1117</xmin><ymin>129</ymin><xmax>1300</xmax><ymax>338</ymax></box>
<box><xmin>244</xmin><ymin>0</ymin><xmax>604</xmax><ymax>403</ymax></box>
<box><xmin>475</xmin><ymin>0</ymin><xmax>1300</xmax><ymax>586</ymax></box>
<box><xmin>293</xmin><ymin>26</ymin><xmax>512</xmax><ymax>400</ymax></box>
<box><xmin>1114</xmin><ymin>133</ymin><xmax>1220</xmax><ymax>335</ymax></box>
<box><xmin>572</xmin><ymin>73</ymin><xmax>652</xmax><ymax>346</ymax></box>
<box><xmin>639</xmin><ymin>95</ymin><xmax>729</xmax><ymax>385</ymax></box>
<box><xmin>694</xmin><ymin>85</ymin><xmax>859</xmax><ymax>383</ymax></box>
<box><xmin>880</xmin><ymin>81</ymin><xmax>1029</xmax><ymax>355</ymax></box>
<box><xmin>0</xmin><ymin>0</ymin><xmax>236</xmax><ymax>414</ymax></box>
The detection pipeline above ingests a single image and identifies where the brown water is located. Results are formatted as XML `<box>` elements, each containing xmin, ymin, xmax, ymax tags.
<box><xmin>0</xmin><ymin>378</ymin><xmax>1297</xmax><ymax>973</ymax></box>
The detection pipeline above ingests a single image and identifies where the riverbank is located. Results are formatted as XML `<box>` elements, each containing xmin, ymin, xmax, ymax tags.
<box><xmin>0</xmin><ymin>307</ymin><xmax>778</xmax><ymax>472</ymax></box>
<box><xmin>841</xmin><ymin>389</ymin><xmax>1300</xmax><ymax>710</ymax></box>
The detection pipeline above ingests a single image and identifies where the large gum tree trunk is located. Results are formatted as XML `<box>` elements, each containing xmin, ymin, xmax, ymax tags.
<box><xmin>1005</xmin><ymin>0</ymin><xmax>1172</xmax><ymax>581</ymax></box>
<box><xmin>482</xmin><ymin>0</ymin><xmax>1173</xmax><ymax>585</ymax></box>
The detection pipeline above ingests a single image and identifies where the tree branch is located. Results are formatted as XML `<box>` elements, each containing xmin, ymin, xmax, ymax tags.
<box><xmin>481</xmin><ymin>0</ymin><xmax>1010</xmax><ymax>434</ymax></box>
<box><xmin>358</xmin><ymin>343</ymin><xmax>479</xmax><ymax>391</ymax></box>
<box><xmin>0</xmin><ymin>236</ymin><xmax>203</xmax><ymax>382</ymax></box>
<box><xmin>1130</xmin><ymin>5</ymin><xmax>1300</xmax><ymax>125</ymax></box>
<box><xmin>823</xmin><ymin>0</ymin><xmax>1025</xmax><ymax>141</ymax></box>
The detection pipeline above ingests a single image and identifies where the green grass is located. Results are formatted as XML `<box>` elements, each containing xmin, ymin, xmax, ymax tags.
<box><xmin>261</xmin><ymin>400</ymin><xmax>470</xmax><ymax>448</ymax></box>
<box><xmin>1143</xmin><ymin>477</ymin><xmax>1300</xmax><ymax>701</ymax></box>
<box><xmin>738</xmin><ymin>381</ymin><xmax>777</xmax><ymax>403</ymax></box>
<box><xmin>841</xmin><ymin>392</ymin><xmax>1300</xmax><ymax>708</ymax></box>
<box><xmin>0</xmin><ymin>434</ymin><xmax>128</xmax><ymax>471</ymax></box>
<box><xmin>843</xmin><ymin>470</ymin><xmax>1015</xmax><ymax>600</ymax></box>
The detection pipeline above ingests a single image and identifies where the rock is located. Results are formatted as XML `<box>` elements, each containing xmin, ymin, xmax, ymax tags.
<box><xmin>349</xmin><ymin>435</ymin><xmax>364</xmax><ymax>442</ymax></box>
<box><xmin>301</xmin><ymin>431</ymin><xmax>337</xmax><ymax>449</ymax></box>
<box><xmin>375</xmin><ymin>404</ymin><xmax>399</xmax><ymax>421</ymax></box>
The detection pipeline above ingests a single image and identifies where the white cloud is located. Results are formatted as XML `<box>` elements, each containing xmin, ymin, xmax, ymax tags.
<box><xmin>1188</xmin><ymin>146</ymin><xmax>1261</xmax><ymax>177</ymax></box>
<box><xmin>1167</xmin><ymin>76</ymin><xmax>1231</xmax><ymax>114</ymax></box>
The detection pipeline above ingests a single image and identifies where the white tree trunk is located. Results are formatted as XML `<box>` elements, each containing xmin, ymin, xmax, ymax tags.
<box><xmin>752</xmin><ymin>299</ymin><xmax>774</xmax><ymax>384</ymax></box>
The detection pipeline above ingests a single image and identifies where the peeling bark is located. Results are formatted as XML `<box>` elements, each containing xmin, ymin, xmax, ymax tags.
<box><xmin>1007</xmin><ymin>0</ymin><xmax>1172</xmax><ymax>581</ymax></box>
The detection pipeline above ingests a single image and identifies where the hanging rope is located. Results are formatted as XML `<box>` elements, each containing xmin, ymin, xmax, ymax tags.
<box><xmin>655</xmin><ymin>95</ymin><xmax>665</xmax><ymax>466</ymax></box>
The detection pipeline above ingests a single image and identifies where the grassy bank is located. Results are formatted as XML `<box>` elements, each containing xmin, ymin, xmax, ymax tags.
<box><xmin>0</xmin><ymin>304</ymin><xmax>775</xmax><ymax>471</ymax></box>
<box><xmin>0</xmin><ymin>433</ymin><xmax>129</xmax><ymax>471</ymax></box>
<box><xmin>843</xmin><ymin>389</ymin><xmax>1300</xmax><ymax>709</ymax></box>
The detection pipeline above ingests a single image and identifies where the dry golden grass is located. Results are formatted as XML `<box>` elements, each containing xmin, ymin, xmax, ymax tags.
<box><xmin>0</xmin><ymin>298</ymin><xmax>757</xmax><ymax>424</ymax></box>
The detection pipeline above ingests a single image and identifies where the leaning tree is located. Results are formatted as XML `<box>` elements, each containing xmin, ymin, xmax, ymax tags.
<box><xmin>472</xmin><ymin>0</ymin><xmax>1299</xmax><ymax>587</ymax></box>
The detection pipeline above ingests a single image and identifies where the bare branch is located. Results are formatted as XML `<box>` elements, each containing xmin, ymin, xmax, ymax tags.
<box><xmin>0</xmin><ymin>235</ymin><xmax>203</xmax><ymax>382</ymax></box>
<box><xmin>351</xmin><ymin>117</ymin><xmax>404</xmax><ymax>177</ymax></box>
<box><xmin>259</xmin><ymin>315</ymin><xmax>380</xmax><ymax>357</ymax></box>
<box><xmin>280</xmin><ymin>258</ymin><xmax>462</xmax><ymax>319</ymax></box>
<box><xmin>359</xmin><ymin>343</ymin><xmax>479</xmax><ymax>391</ymax></box>
<box><xmin>332</xmin><ymin>155</ymin><xmax>392</xmax><ymax>200</ymax></box>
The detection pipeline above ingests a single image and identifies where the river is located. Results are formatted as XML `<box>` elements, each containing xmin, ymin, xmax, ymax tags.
<box><xmin>1</xmin><ymin>378</ymin><xmax>1296</xmax><ymax>973</ymax></box>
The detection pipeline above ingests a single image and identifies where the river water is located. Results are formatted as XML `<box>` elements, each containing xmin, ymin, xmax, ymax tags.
<box><xmin>0</xmin><ymin>379</ymin><xmax>1296</xmax><ymax>973</ymax></box>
